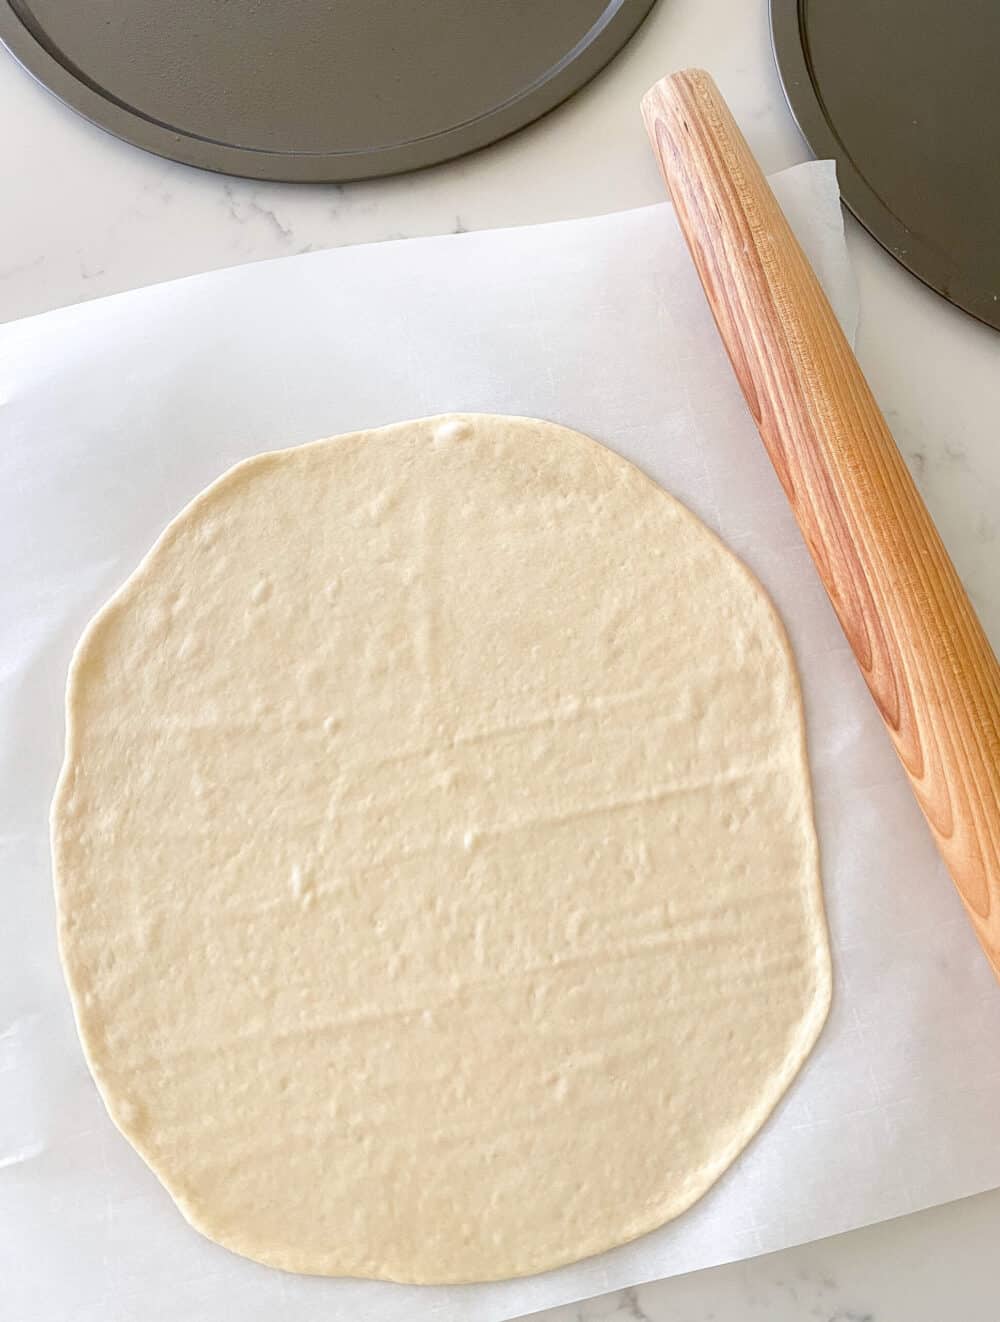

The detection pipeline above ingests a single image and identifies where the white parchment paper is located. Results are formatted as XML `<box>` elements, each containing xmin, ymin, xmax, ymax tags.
<box><xmin>3</xmin><ymin>162</ymin><xmax>1000</xmax><ymax>1322</ymax></box>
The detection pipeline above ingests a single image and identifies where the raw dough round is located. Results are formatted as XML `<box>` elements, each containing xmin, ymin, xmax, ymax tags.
<box><xmin>53</xmin><ymin>414</ymin><xmax>831</xmax><ymax>1283</ymax></box>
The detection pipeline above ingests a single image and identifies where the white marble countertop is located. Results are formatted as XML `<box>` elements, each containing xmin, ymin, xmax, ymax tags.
<box><xmin>3</xmin><ymin>1</ymin><xmax>999</xmax><ymax>1319</ymax></box>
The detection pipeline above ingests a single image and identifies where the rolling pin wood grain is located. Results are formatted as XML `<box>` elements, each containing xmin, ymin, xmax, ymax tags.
<box><xmin>642</xmin><ymin>69</ymin><xmax>1000</xmax><ymax>974</ymax></box>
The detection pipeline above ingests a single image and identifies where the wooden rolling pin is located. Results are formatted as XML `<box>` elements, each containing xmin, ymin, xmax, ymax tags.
<box><xmin>641</xmin><ymin>69</ymin><xmax>1000</xmax><ymax>975</ymax></box>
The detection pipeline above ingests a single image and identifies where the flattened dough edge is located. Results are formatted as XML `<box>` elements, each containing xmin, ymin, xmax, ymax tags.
<box><xmin>52</xmin><ymin>414</ymin><xmax>831</xmax><ymax>1283</ymax></box>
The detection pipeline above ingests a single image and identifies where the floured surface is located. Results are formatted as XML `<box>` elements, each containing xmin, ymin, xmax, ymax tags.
<box><xmin>52</xmin><ymin>413</ymin><xmax>830</xmax><ymax>1284</ymax></box>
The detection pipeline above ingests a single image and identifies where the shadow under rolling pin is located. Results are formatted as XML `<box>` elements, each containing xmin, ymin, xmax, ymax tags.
<box><xmin>641</xmin><ymin>69</ymin><xmax>1000</xmax><ymax>976</ymax></box>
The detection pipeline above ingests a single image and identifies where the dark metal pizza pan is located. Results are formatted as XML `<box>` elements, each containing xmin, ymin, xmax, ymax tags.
<box><xmin>0</xmin><ymin>0</ymin><xmax>656</xmax><ymax>182</ymax></box>
<box><xmin>771</xmin><ymin>0</ymin><xmax>1000</xmax><ymax>331</ymax></box>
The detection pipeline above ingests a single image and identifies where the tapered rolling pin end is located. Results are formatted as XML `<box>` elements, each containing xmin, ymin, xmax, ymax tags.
<box><xmin>642</xmin><ymin>69</ymin><xmax>1000</xmax><ymax>976</ymax></box>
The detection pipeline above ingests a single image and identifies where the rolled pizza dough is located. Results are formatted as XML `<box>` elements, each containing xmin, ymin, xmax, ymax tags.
<box><xmin>53</xmin><ymin>414</ymin><xmax>831</xmax><ymax>1283</ymax></box>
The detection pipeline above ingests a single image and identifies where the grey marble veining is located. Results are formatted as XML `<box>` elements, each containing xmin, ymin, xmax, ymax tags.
<box><xmin>1</xmin><ymin>5</ymin><xmax>996</xmax><ymax>639</ymax></box>
<box><xmin>2</xmin><ymin>0</ymin><xmax>999</xmax><ymax>1317</ymax></box>
<box><xmin>522</xmin><ymin>1187</ymin><xmax>1000</xmax><ymax>1322</ymax></box>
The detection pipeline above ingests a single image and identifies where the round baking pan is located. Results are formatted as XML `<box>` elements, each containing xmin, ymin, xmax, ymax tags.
<box><xmin>0</xmin><ymin>0</ymin><xmax>656</xmax><ymax>183</ymax></box>
<box><xmin>771</xmin><ymin>0</ymin><xmax>1000</xmax><ymax>332</ymax></box>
